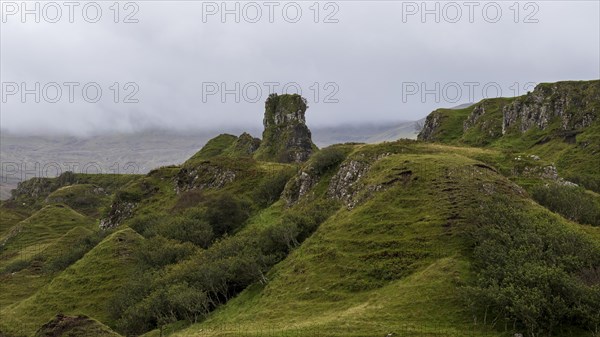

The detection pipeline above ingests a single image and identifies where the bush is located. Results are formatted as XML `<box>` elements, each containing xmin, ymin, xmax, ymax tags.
<box><xmin>155</xmin><ymin>210</ymin><xmax>214</xmax><ymax>249</ymax></box>
<box><xmin>203</xmin><ymin>192</ymin><xmax>250</xmax><ymax>237</ymax></box>
<box><xmin>466</xmin><ymin>196</ymin><xmax>600</xmax><ymax>335</ymax></box>
<box><xmin>254</xmin><ymin>170</ymin><xmax>294</xmax><ymax>206</ymax></box>
<box><xmin>136</xmin><ymin>236</ymin><xmax>195</xmax><ymax>269</ymax></box>
<box><xmin>532</xmin><ymin>183</ymin><xmax>600</xmax><ymax>226</ymax></box>
<box><xmin>128</xmin><ymin>213</ymin><xmax>170</xmax><ymax>237</ymax></box>
<box><xmin>113</xmin><ymin>196</ymin><xmax>338</xmax><ymax>335</ymax></box>
<box><xmin>110</xmin><ymin>272</ymin><xmax>155</xmax><ymax>334</ymax></box>
<box><xmin>173</xmin><ymin>189</ymin><xmax>207</xmax><ymax>211</ymax></box>
<box><xmin>310</xmin><ymin>146</ymin><xmax>347</xmax><ymax>174</ymax></box>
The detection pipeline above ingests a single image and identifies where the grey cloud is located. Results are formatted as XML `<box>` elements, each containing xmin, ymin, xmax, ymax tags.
<box><xmin>1</xmin><ymin>1</ymin><xmax>598</xmax><ymax>135</ymax></box>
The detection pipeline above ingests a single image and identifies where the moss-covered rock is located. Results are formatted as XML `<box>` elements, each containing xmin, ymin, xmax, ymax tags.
<box><xmin>225</xmin><ymin>132</ymin><xmax>261</xmax><ymax>157</ymax></box>
<box><xmin>254</xmin><ymin>94</ymin><xmax>316</xmax><ymax>163</ymax></box>
<box><xmin>502</xmin><ymin>80</ymin><xmax>600</xmax><ymax>134</ymax></box>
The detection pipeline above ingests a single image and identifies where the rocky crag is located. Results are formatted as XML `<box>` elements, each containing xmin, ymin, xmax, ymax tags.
<box><xmin>418</xmin><ymin>80</ymin><xmax>600</xmax><ymax>142</ymax></box>
<box><xmin>254</xmin><ymin>93</ymin><xmax>316</xmax><ymax>163</ymax></box>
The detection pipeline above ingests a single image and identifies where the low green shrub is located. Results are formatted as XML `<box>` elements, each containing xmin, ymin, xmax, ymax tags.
<box><xmin>466</xmin><ymin>196</ymin><xmax>600</xmax><ymax>335</ymax></box>
<box><xmin>532</xmin><ymin>183</ymin><xmax>600</xmax><ymax>226</ymax></box>
<box><xmin>309</xmin><ymin>146</ymin><xmax>347</xmax><ymax>174</ymax></box>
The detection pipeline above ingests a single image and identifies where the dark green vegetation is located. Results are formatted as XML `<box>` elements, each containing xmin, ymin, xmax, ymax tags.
<box><xmin>1</xmin><ymin>83</ymin><xmax>599</xmax><ymax>337</ymax></box>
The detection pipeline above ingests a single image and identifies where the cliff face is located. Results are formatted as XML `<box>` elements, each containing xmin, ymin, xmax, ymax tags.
<box><xmin>418</xmin><ymin>80</ymin><xmax>600</xmax><ymax>142</ymax></box>
<box><xmin>417</xmin><ymin>110</ymin><xmax>445</xmax><ymax>141</ymax></box>
<box><xmin>254</xmin><ymin>94</ymin><xmax>316</xmax><ymax>163</ymax></box>
<box><xmin>502</xmin><ymin>81</ymin><xmax>599</xmax><ymax>135</ymax></box>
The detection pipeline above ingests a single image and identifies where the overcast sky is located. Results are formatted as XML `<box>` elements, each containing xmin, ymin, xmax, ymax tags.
<box><xmin>1</xmin><ymin>0</ymin><xmax>598</xmax><ymax>136</ymax></box>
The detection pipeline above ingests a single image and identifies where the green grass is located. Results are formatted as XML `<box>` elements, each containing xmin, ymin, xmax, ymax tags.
<box><xmin>168</xmin><ymin>148</ymin><xmax>529</xmax><ymax>337</ymax></box>
<box><xmin>1</xmin><ymin>82</ymin><xmax>599</xmax><ymax>336</ymax></box>
<box><xmin>0</xmin><ymin>206</ymin><xmax>30</xmax><ymax>237</ymax></box>
<box><xmin>0</xmin><ymin>228</ymin><xmax>142</xmax><ymax>336</ymax></box>
<box><xmin>0</xmin><ymin>204</ymin><xmax>95</xmax><ymax>270</ymax></box>
<box><xmin>185</xmin><ymin>134</ymin><xmax>238</xmax><ymax>164</ymax></box>
<box><xmin>46</xmin><ymin>184</ymin><xmax>112</xmax><ymax>218</ymax></box>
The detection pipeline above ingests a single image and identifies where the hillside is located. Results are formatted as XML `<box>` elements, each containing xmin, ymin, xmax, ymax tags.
<box><xmin>0</xmin><ymin>122</ymin><xmax>419</xmax><ymax>200</ymax></box>
<box><xmin>418</xmin><ymin>80</ymin><xmax>600</xmax><ymax>192</ymax></box>
<box><xmin>1</xmin><ymin>86</ymin><xmax>599</xmax><ymax>337</ymax></box>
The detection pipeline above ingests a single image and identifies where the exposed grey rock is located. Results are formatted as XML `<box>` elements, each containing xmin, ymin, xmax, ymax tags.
<box><xmin>10</xmin><ymin>178</ymin><xmax>56</xmax><ymax>201</ymax></box>
<box><xmin>502</xmin><ymin>82</ymin><xmax>599</xmax><ymax>135</ymax></box>
<box><xmin>518</xmin><ymin>163</ymin><xmax>577</xmax><ymax>187</ymax></box>
<box><xmin>327</xmin><ymin>159</ymin><xmax>371</xmax><ymax>207</ymax></box>
<box><xmin>100</xmin><ymin>201</ymin><xmax>136</xmax><ymax>229</ymax></box>
<box><xmin>282</xmin><ymin>169</ymin><xmax>319</xmax><ymax>205</ymax></box>
<box><xmin>254</xmin><ymin>94</ymin><xmax>316</xmax><ymax>163</ymax></box>
<box><xmin>417</xmin><ymin>110</ymin><xmax>444</xmax><ymax>141</ymax></box>
<box><xmin>175</xmin><ymin>163</ymin><xmax>236</xmax><ymax>193</ymax></box>
<box><xmin>463</xmin><ymin>104</ymin><xmax>486</xmax><ymax>131</ymax></box>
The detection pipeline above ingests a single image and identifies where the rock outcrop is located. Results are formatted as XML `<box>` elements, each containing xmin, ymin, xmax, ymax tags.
<box><xmin>417</xmin><ymin>110</ymin><xmax>444</xmax><ymax>141</ymax></box>
<box><xmin>254</xmin><ymin>94</ymin><xmax>316</xmax><ymax>163</ymax></box>
<box><xmin>228</xmin><ymin>132</ymin><xmax>261</xmax><ymax>156</ymax></box>
<box><xmin>10</xmin><ymin>171</ymin><xmax>77</xmax><ymax>202</ymax></box>
<box><xmin>99</xmin><ymin>200</ymin><xmax>136</xmax><ymax>229</ymax></box>
<box><xmin>175</xmin><ymin>163</ymin><xmax>236</xmax><ymax>193</ymax></box>
<box><xmin>418</xmin><ymin>80</ymin><xmax>599</xmax><ymax>142</ymax></box>
<box><xmin>502</xmin><ymin>81</ymin><xmax>599</xmax><ymax>135</ymax></box>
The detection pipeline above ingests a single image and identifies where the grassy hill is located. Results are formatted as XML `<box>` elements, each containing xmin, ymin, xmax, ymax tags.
<box><xmin>0</xmin><ymin>84</ymin><xmax>599</xmax><ymax>337</ymax></box>
<box><xmin>0</xmin><ymin>228</ymin><xmax>142</xmax><ymax>336</ymax></box>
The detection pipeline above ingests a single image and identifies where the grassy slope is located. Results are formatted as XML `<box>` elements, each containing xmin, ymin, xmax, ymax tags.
<box><xmin>0</xmin><ymin>177</ymin><xmax>137</xmax><ymax>337</ymax></box>
<box><xmin>0</xmin><ymin>228</ymin><xmax>142</xmax><ymax>336</ymax></box>
<box><xmin>0</xmin><ymin>99</ymin><xmax>598</xmax><ymax>336</ymax></box>
<box><xmin>0</xmin><ymin>207</ymin><xmax>30</xmax><ymax>237</ymax></box>
<box><xmin>419</xmin><ymin>80</ymin><xmax>600</xmax><ymax>192</ymax></box>
<box><xmin>171</xmin><ymin>143</ymin><xmax>564</xmax><ymax>337</ymax></box>
<box><xmin>0</xmin><ymin>204</ymin><xmax>95</xmax><ymax>269</ymax></box>
<box><xmin>45</xmin><ymin>184</ymin><xmax>112</xmax><ymax>218</ymax></box>
<box><xmin>185</xmin><ymin>134</ymin><xmax>238</xmax><ymax>163</ymax></box>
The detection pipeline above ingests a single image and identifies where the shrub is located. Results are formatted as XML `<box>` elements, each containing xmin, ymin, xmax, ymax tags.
<box><xmin>203</xmin><ymin>192</ymin><xmax>250</xmax><ymax>237</ymax></box>
<box><xmin>156</xmin><ymin>211</ymin><xmax>214</xmax><ymax>249</ymax></box>
<box><xmin>113</xmin><ymin>196</ymin><xmax>338</xmax><ymax>335</ymax></box>
<box><xmin>128</xmin><ymin>213</ymin><xmax>170</xmax><ymax>237</ymax></box>
<box><xmin>136</xmin><ymin>236</ymin><xmax>195</xmax><ymax>269</ymax></box>
<box><xmin>254</xmin><ymin>169</ymin><xmax>294</xmax><ymax>206</ymax></box>
<box><xmin>309</xmin><ymin>146</ymin><xmax>347</xmax><ymax>174</ymax></box>
<box><xmin>173</xmin><ymin>189</ymin><xmax>207</xmax><ymax>211</ymax></box>
<box><xmin>532</xmin><ymin>183</ymin><xmax>600</xmax><ymax>226</ymax></box>
<box><xmin>466</xmin><ymin>196</ymin><xmax>600</xmax><ymax>335</ymax></box>
<box><xmin>110</xmin><ymin>272</ymin><xmax>155</xmax><ymax>334</ymax></box>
